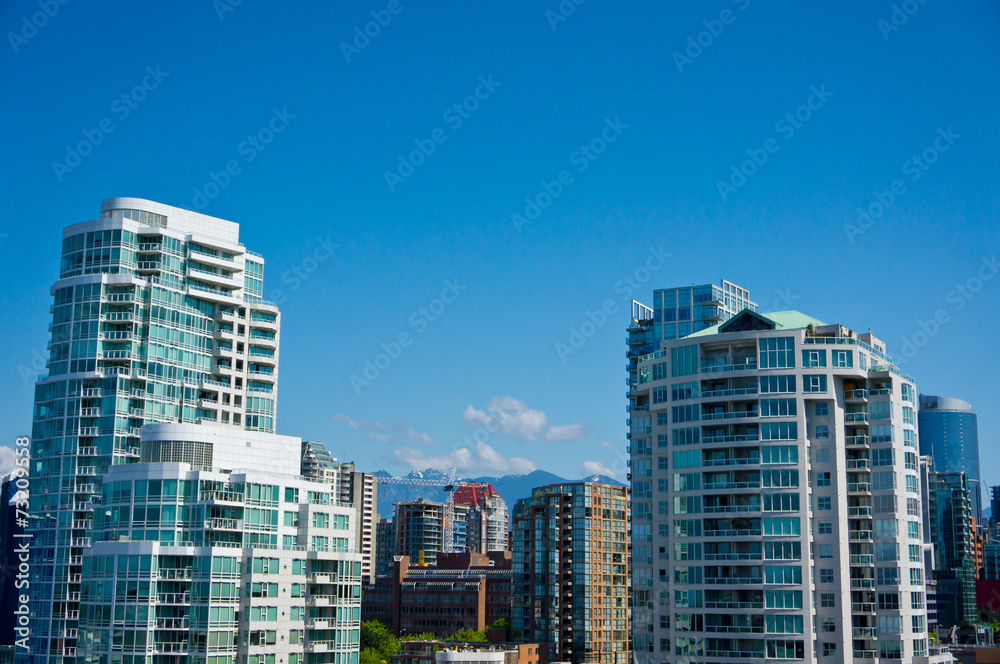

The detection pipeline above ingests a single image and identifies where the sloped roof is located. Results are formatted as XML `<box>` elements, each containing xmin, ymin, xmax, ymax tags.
<box><xmin>687</xmin><ymin>309</ymin><xmax>828</xmax><ymax>338</ymax></box>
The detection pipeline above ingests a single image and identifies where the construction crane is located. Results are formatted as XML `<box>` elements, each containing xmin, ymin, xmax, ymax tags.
<box><xmin>376</xmin><ymin>469</ymin><xmax>466</xmax><ymax>555</ymax></box>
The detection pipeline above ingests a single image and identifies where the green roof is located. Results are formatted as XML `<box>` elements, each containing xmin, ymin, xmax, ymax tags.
<box><xmin>686</xmin><ymin>309</ymin><xmax>828</xmax><ymax>338</ymax></box>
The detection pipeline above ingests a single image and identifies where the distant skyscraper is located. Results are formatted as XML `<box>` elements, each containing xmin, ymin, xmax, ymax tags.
<box><xmin>921</xmin><ymin>465</ymin><xmax>978</xmax><ymax>626</ymax></box>
<box><xmin>919</xmin><ymin>395</ymin><xmax>982</xmax><ymax>521</ymax></box>
<box><xmin>28</xmin><ymin>198</ymin><xmax>281</xmax><ymax>663</ymax></box>
<box><xmin>452</xmin><ymin>483</ymin><xmax>508</xmax><ymax>553</ymax></box>
<box><xmin>628</xmin><ymin>304</ymin><xmax>946</xmax><ymax>663</ymax></box>
<box><xmin>395</xmin><ymin>499</ymin><xmax>445</xmax><ymax>566</ymax></box>
<box><xmin>511</xmin><ymin>481</ymin><xmax>630</xmax><ymax>664</ymax></box>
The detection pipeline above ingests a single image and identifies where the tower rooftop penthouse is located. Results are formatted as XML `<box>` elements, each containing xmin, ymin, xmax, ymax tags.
<box><xmin>628</xmin><ymin>303</ymin><xmax>947</xmax><ymax>664</ymax></box>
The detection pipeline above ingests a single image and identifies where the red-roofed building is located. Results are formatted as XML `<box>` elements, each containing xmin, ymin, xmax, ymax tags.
<box><xmin>452</xmin><ymin>483</ymin><xmax>508</xmax><ymax>552</ymax></box>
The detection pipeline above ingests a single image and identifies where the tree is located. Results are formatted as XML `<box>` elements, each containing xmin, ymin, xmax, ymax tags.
<box><xmin>449</xmin><ymin>628</ymin><xmax>487</xmax><ymax>642</ymax></box>
<box><xmin>490</xmin><ymin>618</ymin><xmax>512</xmax><ymax>641</ymax></box>
<box><xmin>361</xmin><ymin>621</ymin><xmax>399</xmax><ymax>664</ymax></box>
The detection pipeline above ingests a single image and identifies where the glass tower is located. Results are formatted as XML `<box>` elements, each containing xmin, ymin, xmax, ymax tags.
<box><xmin>28</xmin><ymin>198</ymin><xmax>281</xmax><ymax>663</ymax></box>
<box><xmin>628</xmin><ymin>306</ymin><xmax>950</xmax><ymax>663</ymax></box>
<box><xmin>918</xmin><ymin>395</ymin><xmax>981</xmax><ymax>522</ymax></box>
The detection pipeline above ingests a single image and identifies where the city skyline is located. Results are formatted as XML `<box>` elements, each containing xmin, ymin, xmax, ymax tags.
<box><xmin>3</xmin><ymin>2</ymin><xmax>999</xmax><ymax>487</ymax></box>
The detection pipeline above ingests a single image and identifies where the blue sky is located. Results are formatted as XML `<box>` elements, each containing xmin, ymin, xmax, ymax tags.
<box><xmin>1</xmin><ymin>1</ymin><xmax>998</xmax><ymax>485</ymax></box>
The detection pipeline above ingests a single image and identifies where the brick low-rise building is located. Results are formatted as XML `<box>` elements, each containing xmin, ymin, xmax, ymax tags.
<box><xmin>363</xmin><ymin>552</ymin><xmax>512</xmax><ymax>636</ymax></box>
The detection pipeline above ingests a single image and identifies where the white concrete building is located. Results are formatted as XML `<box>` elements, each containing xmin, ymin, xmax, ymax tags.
<box><xmin>627</xmin><ymin>307</ymin><xmax>950</xmax><ymax>663</ymax></box>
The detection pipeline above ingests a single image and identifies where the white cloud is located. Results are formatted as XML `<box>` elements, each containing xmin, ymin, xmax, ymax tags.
<box><xmin>332</xmin><ymin>414</ymin><xmax>435</xmax><ymax>446</ymax></box>
<box><xmin>545</xmin><ymin>423</ymin><xmax>590</xmax><ymax>441</ymax></box>
<box><xmin>582</xmin><ymin>460</ymin><xmax>617</xmax><ymax>478</ymax></box>
<box><xmin>463</xmin><ymin>396</ymin><xmax>588</xmax><ymax>442</ymax></box>
<box><xmin>598</xmin><ymin>440</ymin><xmax>618</xmax><ymax>452</ymax></box>
<box><xmin>0</xmin><ymin>446</ymin><xmax>15</xmax><ymax>475</ymax></box>
<box><xmin>395</xmin><ymin>442</ymin><xmax>537</xmax><ymax>476</ymax></box>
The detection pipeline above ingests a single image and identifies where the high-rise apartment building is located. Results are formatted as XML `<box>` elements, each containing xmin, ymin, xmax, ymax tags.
<box><xmin>395</xmin><ymin>499</ymin><xmax>445</xmax><ymax>566</ymax></box>
<box><xmin>28</xmin><ymin>198</ymin><xmax>282</xmax><ymax>663</ymax></box>
<box><xmin>511</xmin><ymin>481</ymin><xmax>630</xmax><ymax>664</ymax></box>
<box><xmin>375</xmin><ymin>518</ymin><xmax>396</xmax><ymax>577</ymax></box>
<box><xmin>78</xmin><ymin>424</ymin><xmax>363</xmax><ymax>664</ymax></box>
<box><xmin>452</xmin><ymin>483</ymin><xmax>508</xmax><ymax>553</ymax></box>
<box><xmin>919</xmin><ymin>395</ymin><xmax>982</xmax><ymax>522</ymax></box>
<box><xmin>300</xmin><ymin>445</ymin><xmax>379</xmax><ymax>583</ymax></box>
<box><xmin>628</xmin><ymin>305</ymin><xmax>949</xmax><ymax>663</ymax></box>
<box><xmin>921</xmin><ymin>468</ymin><xmax>977</xmax><ymax>626</ymax></box>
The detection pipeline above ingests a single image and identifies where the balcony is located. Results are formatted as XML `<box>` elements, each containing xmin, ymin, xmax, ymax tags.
<box><xmin>76</xmin><ymin>484</ymin><xmax>97</xmax><ymax>494</ymax></box>
<box><xmin>850</xmin><ymin>578</ymin><xmax>876</xmax><ymax>589</ymax></box>
<box><xmin>156</xmin><ymin>593</ymin><xmax>192</xmax><ymax>605</ymax></box>
<box><xmin>77</xmin><ymin>446</ymin><xmax>97</xmax><ymax>456</ymax></box>
<box><xmin>157</xmin><ymin>568</ymin><xmax>193</xmax><ymax>580</ymax></box>
<box><xmin>188</xmin><ymin>265</ymin><xmax>236</xmax><ymax>287</ymax></box>
<box><xmin>701</xmin><ymin>361</ymin><xmax>758</xmax><ymax>374</ymax></box>
<box><xmin>701</xmin><ymin>410</ymin><xmax>758</xmax><ymax>421</ymax></box>
<box><xmin>71</xmin><ymin>538</ymin><xmax>90</xmax><ymax>547</ymax></box>
<box><xmin>852</xmin><ymin>602</ymin><xmax>876</xmax><ymax>614</ymax></box>
<box><xmin>79</xmin><ymin>427</ymin><xmax>99</xmax><ymax>437</ymax></box>
<box><xmin>848</xmin><ymin>530</ymin><xmax>874</xmax><ymax>541</ymax></box>
<box><xmin>846</xmin><ymin>435</ymin><xmax>870</xmax><ymax>448</ymax></box>
<box><xmin>848</xmin><ymin>506</ymin><xmax>872</xmax><ymax>517</ymax></box>
<box><xmin>153</xmin><ymin>642</ymin><xmax>189</xmax><ymax>654</ymax></box>
<box><xmin>79</xmin><ymin>408</ymin><xmax>101</xmax><ymax>417</ymax></box>
<box><xmin>81</xmin><ymin>388</ymin><xmax>102</xmax><ymax>397</ymax></box>
<box><xmin>846</xmin><ymin>412</ymin><xmax>869</xmax><ymax>424</ymax></box>
<box><xmin>205</xmin><ymin>517</ymin><xmax>243</xmax><ymax>530</ymax></box>
<box><xmin>846</xmin><ymin>459</ymin><xmax>870</xmax><ymax>471</ymax></box>
<box><xmin>704</xmin><ymin>529</ymin><xmax>762</xmax><ymax>537</ymax></box>
<box><xmin>156</xmin><ymin>618</ymin><xmax>190</xmax><ymax>629</ymax></box>
<box><xmin>845</xmin><ymin>389</ymin><xmax>869</xmax><ymax>401</ymax></box>
<box><xmin>137</xmin><ymin>242</ymin><xmax>162</xmax><ymax>252</ymax></box>
<box><xmin>701</xmin><ymin>387</ymin><xmax>758</xmax><ymax>398</ymax></box>
<box><xmin>850</xmin><ymin>554</ymin><xmax>874</xmax><ymax>566</ymax></box>
<box><xmin>848</xmin><ymin>483</ymin><xmax>871</xmax><ymax>494</ymax></box>
<box><xmin>77</xmin><ymin>467</ymin><xmax>98</xmax><ymax>476</ymax></box>
<box><xmin>853</xmin><ymin>627</ymin><xmax>877</xmax><ymax>639</ymax></box>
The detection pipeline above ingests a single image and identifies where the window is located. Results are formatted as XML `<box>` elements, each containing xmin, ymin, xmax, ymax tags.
<box><xmin>820</xmin><ymin>593</ymin><xmax>835</xmax><ymax>607</ymax></box>
<box><xmin>761</xmin><ymin>445</ymin><xmax>798</xmax><ymax>464</ymax></box>
<box><xmin>764</xmin><ymin>542</ymin><xmax>801</xmax><ymax>560</ymax></box>
<box><xmin>879</xmin><ymin>641</ymin><xmax>902</xmax><ymax>660</ymax></box>
<box><xmin>760</xmin><ymin>398</ymin><xmax>797</xmax><ymax>417</ymax></box>
<box><xmin>818</xmin><ymin>544</ymin><xmax>833</xmax><ymax>559</ymax></box>
<box><xmin>873</xmin><ymin>471</ymin><xmax>895</xmax><ymax>491</ymax></box>
<box><xmin>912</xmin><ymin>615</ymin><xmax>925</xmax><ymax>632</ymax></box>
<box><xmin>672</xmin><ymin>428</ymin><xmax>700</xmax><ymax>446</ymax></box>
<box><xmin>657</xmin><ymin>412</ymin><xmax>668</xmax><ymax>425</ymax></box>
<box><xmin>902</xmin><ymin>406</ymin><xmax>914</xmax><ymax>424</ymax></box>
<box><xmin>657</xmin><ymin>456</ymin><xmax>669</xmax><ymax>470</ymax></box>
<box><xmin>822</xmin><ymin>642</ymin><xmax>837</xmax><ymax>657</ymax></box>
<box><xmin>875</xmin><ymin>519</ymin><xmax>897</xmax><ymax>537</ymax></box>
<box><xmin>671</xmin><ymin>381</ymin><xmax>698</xmax><ymax>401</ymax></box>
<box><xmin>672</xmin><ymin>450</ymin><xmax>699</xmax><ymax>469</ymax></box>
<box><xmin>759</xmin><ymin>337</ymin><xmax>795</xmax><ymax>368</ymax></box>
<box><xmin>909</xmin><ymin>544</ymin><xmax>922</xmax><ymax>563</ymax></box>
<box><xmin>673</xmin><ymin>473</ymin><xmax>699</xmax><ymax>491</ymax></box>
<box><xmin>815</xmin><ymin>449</ymin><xmax>830</xmax><ymax>463</ymax></box>
<box><xmin>910</xmin><ymin>568</ymin><xmax>923</xmax><ymax>584</ymax></box>
<box><xmin>803</xmin><ymin>374</ymin><xmax>827</xmax><ymax>392</ymax></box>
<box><xmin>876</xmin><ymin>543</ymin><xmax>898</xmax><ymax>562</ymax></box>
<box><xmin>651</xmin><ymin>361</ymin><xmax>668</xmax><ymax>381</ymax></box>
<box><xmin>877</xmin><ymin>567</ymin><xmax>899</xmax><ymax>585</ymax></box>
<box><xmin>657</xmin><ymin>434</ymin><xmax>668</xmax><ymax>448</ymax></box>
<box><xmin>821</xmin><ymin>619</ymin><xmax>836</xmax><ymax>633</ymax></box>
<box><xmin>879</xmin><ymin>615</ymin><xmax>902</xmax><ymax>634</ymax></box>
<box><xmin>764</xmin><ymin>565</ymin><xmax>802</xmax><ymax>584</ymax></box>
<box><xmin>818</xmin><ymin>521</ymin><xmax>832</xmax><ymax>534</ymax></box>
<box><xmin>670</xmin><ymin>345</ymin><xmax>698</xmax><ymax>377</ymax></box>
<box><xmin>820</xmin><ymin>569</ymin><xmax>834</xmax><ymax>583</ymax></box>
<box><xmin>817</xmin><ymin>496</ymin><xmax>831</xmax><ymax>511</ymax></box>
<box><xmin>908</xmin><ymin>521</ymin><xmax>921</xmax><ymax>539</ymax></box>
<box><xmin>762</xmin><ymin>516</ymin><xmax>800</xmax><ymax>536</ymax></box>
<box><xmin>815</xmin><ymin>425</ymin><xmax>829</xmax><ymax>439</ymax></box>
<box><xmin>766</xmin><ymin>590</ymin><xmax>803</xmax><ymax>609</ymax></box>
<box><xmin>765</xmin><ymin>614</ymin><xmax>804</xmax><ymax>634</ymax></box>
<box><xmin>815</xmin><ymin>402</ymin><xmax>829</xmax><ymax>415</ymax></box>
<box><xmin>652</xmin><ymin>387</ymin><xmax>669</xmax><ymax>404</ymax></box>
<box><xmin>911</xmin><ymin>592</ymin><xmax>925</xmax><ymax>609</ymax></box>
<box><xmin>802</xmin><ymin>349</ymin><xmax>826</xmax><ymax>367</ymax></box>
<box><xmin>672</xmin><ymin>405</ymin><xmax>699</xmax><ymax>423</ymax></box>
<box><xmin>763</xmin><ymin>493</ymin><xmax>800</xmax><ymax>512</ymax></box>
<box><xmin>874</xmin><ymin>495</ymin><xmax>896</xmax><ymax>513</ymax></box>
<box><xmin>284</xmin><ymin>488</ymin><xmax>299</xmax><ymax>503</ymax></box>
<box><xmin>872</xmin><ymin>449</ymin><xmax>893</xmax><ymax>466</ymax></box>
<box><xmin>760</xmin><ymin>375</ymin><xmax>796</xmax><ymax>393</ymax></box>
<box><xmin>907</xmin><ymin>498</ymin><xmax>919</xmax><ymax>516</ymax></box>
<box><xmin>816</xmin><ymin>472</ymin><xmax>831</xmax><ymax>487</ymax></box>
<box><xmin>878</xmin><ymin>592</ymin><xmax>900</xmax><ymax>610</ymax></box>
<box><xmin>762</xmin><ymin>470</ymin><xmax>798</xmax><ymax>488</ymax></box>
<box><xmin>905</xmin><ymin>475</ymin><xmax>919</xmax><ymax>494</ymax></box>
<box><xmin>761</xmin><ymin>422</ymin><xmax>797</xmax><ymax>440</ymax></box>
<box><xmin>832</xmin><ymin>350</ymin><xmax>852</xmax><ymax>367</ymax></box>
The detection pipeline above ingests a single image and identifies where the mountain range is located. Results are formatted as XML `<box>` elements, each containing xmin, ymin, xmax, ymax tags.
<box><xmin>373</xmin><ymin>468</ymin><xmax>626</xmax><ymax>519</ymax></box>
